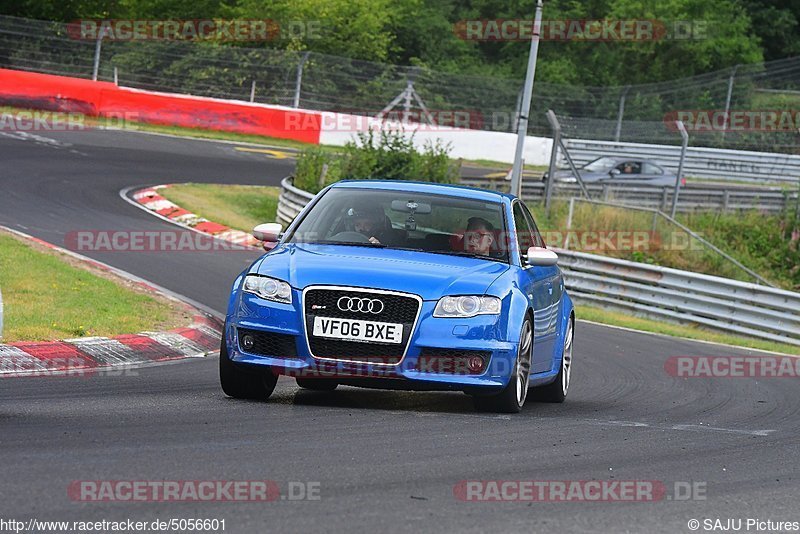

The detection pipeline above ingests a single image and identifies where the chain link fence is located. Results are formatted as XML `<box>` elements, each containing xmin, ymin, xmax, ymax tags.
<box><xmin>0</xmin><ymin>15</ymin><xmax>798</xmax><ymax>152</ymax></box>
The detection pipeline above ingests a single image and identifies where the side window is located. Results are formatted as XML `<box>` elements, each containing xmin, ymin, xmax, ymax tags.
<box><xmin>513</xmin><ymin>202</ymin><xmax>534</xmax><ymax>263</ymax></box>
<box><xmin>615</xmin><ymin>161</ymin><xmax>642</xmax><ymax>175</ymax></box>
<box><xmin>642</xmin><ymin>162</ymin><xmax>664</xmax><ymax>175</ymax></box>
<box><xmin>521</xmin><ymin>203</ymin><xmax>545</xmax><ymax>248</ymax></box>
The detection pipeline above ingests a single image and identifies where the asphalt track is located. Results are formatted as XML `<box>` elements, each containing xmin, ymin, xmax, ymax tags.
<box><xmin>1</xmin><ymin>129</ymin><xmax>799</xmax><ymax>533</ymax></box>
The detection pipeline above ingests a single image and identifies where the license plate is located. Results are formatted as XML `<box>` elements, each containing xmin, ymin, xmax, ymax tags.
<box><xmin>312</xmin><ymin>316</ymin><xmax>403</xmax><ymax>344</ymax></box>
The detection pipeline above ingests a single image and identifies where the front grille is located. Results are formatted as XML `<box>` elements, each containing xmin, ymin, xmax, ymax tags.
<box><xmin>416</xmin><ymin>348</ymin><xmax>491</xmax><ymax>375</ymax></box>
<box><xmin>304</xmin><ymin>287</ymin><xmax>421</xmax><ymax>364</ymax></box>
<box><xmin>237</xmin><ymin>328</ymin><xmax>298</xmax><ymax>358</ymax></box>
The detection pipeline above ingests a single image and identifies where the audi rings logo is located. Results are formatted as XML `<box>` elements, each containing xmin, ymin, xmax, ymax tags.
<box><xmin>337</xmin><ymin>296</ymin><xmax>384</xmax><ymax>314</ymax></box>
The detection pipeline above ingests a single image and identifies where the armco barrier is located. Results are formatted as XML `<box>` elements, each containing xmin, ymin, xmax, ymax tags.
<box><xmin>459</xmin><ymin>177</ymin><xmax>799</xmax><ymax>214</ymax></box>
<box><xmin>276</xmin><ymin>178</ymin><xmax>798</xmax><ymax>345</ymax></box>
<box><xmin>277</xmin><ymin>177</ymin><xmax>315</xmax><ymax>227</ymax></box>
<box><xmin>0</xmin><ymin>69</ymin><xmax>322</xmax><ymax>144</ymax></box>
<box><xmin>556</xmin><ymin>248</ymin><xmax>800</xmax><ymax>347</ymax></box>
<box><xmin>564</xmin><ymin>139</ymin><xmax>800</xmax><ymax>184</ymax></box>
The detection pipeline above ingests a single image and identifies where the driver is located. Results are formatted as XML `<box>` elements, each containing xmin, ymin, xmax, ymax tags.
<box><xmin>350</xmin><ymin>206</ymin><xmax>389</xmax><ymax>245</ymax></box>
<box><xmin>463</xmin><ymin>217</ymin><xmax>495</xmax><ymax>256</ymax></box>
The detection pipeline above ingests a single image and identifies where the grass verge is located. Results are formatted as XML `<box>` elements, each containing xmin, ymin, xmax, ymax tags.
<box><xmin>159</xmin><ymin>184</ymin><xmax>280</xmax><ymax>231</ymax></box>
<box><xmin>530</xmin><ymin>200</ymin><xmax>800</xmax><ymax>290</ymax></box>
<box><xmin>0</xmin><ymin>230</ymin><xmax>188</xmax><ymax>342</ymax></box>
<box><xmin>577</xmin><ymin>305</ymin><xmax>799</xmax><ymax>355</ymax></box>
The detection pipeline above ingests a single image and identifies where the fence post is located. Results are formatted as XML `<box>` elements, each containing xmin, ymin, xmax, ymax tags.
<box><xmin>250</xmin><ymin>80</ymin><xmax>256</xmax><ymax>103</ymax></box>
<box><xmin>293</xmin><ymin>52</ymin><xmax>310</xmax><ymax>108</ymax></box>
<box><xmin>91</xmin><ymin>28</ymin><xmax>104</xmax><ymax>81</ymax></box>
<box><xmin>544</xmin><ymin>109</ymin><xmax>561</xmax><ymax>217</ymax></box>
<box><xmin>671</xmin><ymin>120</ymin><xmax>689</xmax><ymax>218</ymax></box>
<box><xmin>113</xmin><ymin>66</ymin><xmax>118</xmax><ymax>85</ymax></box>
<box><xmin>614</xmin><ymin>85</ymin><xmax>630</xmax><ymax>142</ymax></box>
<box><xmin>564</xmin><ymin>197</ymin><xmax>575</xmax><ymax>250</ymax></box>
<box><xmin>722</xmin><ymin>65</ymin><xmax>739</xmax><ymax>140</ymax></box>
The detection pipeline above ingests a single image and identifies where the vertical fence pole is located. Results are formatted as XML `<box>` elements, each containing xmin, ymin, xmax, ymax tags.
<box><xmin>564</xmin><ymin>197</ymin><xmax>575</xmax><ymax>250</ymax></box>
<box><xmin>91</xmin><ymin>28</ymin><xmax>104</xmax><ymax>81</ymax></box>
<box><xmin>510</xmin><ymin>0</ymin><xmax>544</xmax><ymax>199</ymax></box>
<box><xmin>402</xmin><ymin>80</ymin><xmax>413</xmax><ymax>123</ymax></box>
<box><xmin>113</xmin><ymin>66</ymin><xmax>118</xmax><ymax>85</ymax></box>
<box><xmin>250</xmin><ymin>80</ymin><xmax>256</xmax><ymax>103</ymax></box>
<box><xmin>514</xmin><ymin>88</ymin><xmax>523</xmax><ymax>133</ymax></box>
<box><xmin>671</xmin><ymin>120</ymin><xmax>689</xmax><ymax>219</ymax></box>
<box><xmin>293</xmin><ymin>52</ymin><xmax>310</xmax><ymax>108</ymax></box>
<box><xmin>722</xmin><ymin>65</ymin><xmax>739</xmax><ymax>141</ymax></box>
<box><xmin>614</xmin><ymin>85</ymin><xmax>630</xmax><ymax>142</ymax></box>
<box><xmin>0</xmin><ymin>285</ymin><xmax>3</xmax><ymax>341</ymax></box>
<box><xmin>544</xmin><ymin>109</ymin><xmax>561</xmax><ymax>217</ymax></box>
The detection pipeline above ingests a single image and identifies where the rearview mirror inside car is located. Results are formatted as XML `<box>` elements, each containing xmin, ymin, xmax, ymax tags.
<box><xmin>390</xmin><ymin>200</ymin><xmax>432</xmax><ymax>214</ymax></box>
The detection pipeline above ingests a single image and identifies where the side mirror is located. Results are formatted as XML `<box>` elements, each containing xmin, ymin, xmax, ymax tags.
<box><xmin>609</xmin><ymin>168</ymin><xmax>621</xmax><ymax>176</ymax></box>
<box><xmin>526</xmin><ymin>246</ymin><xmax>558</xmax><ymax>266</ymax></box>
<box><xmin>252</xmin><ymin>222</ymin><xmax>283</xmax><ymax>243</ymax></box>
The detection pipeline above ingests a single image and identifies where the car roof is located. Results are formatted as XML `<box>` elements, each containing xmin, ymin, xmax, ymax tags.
<box><xmin>330</xmin><ymin>179</ymin><xmax>514</xmax><ymax>203</ymax></box>
<box><xmin>598</xmin><ymin>156</ymin><xmax>660</xmax><ymax>165</ymax></box>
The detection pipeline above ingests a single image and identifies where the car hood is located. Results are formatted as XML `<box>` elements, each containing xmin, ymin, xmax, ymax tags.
<box><xmin>252</xmin><ymin>243</ymin><xmax>510</xmax><ymax>300</ymax></box>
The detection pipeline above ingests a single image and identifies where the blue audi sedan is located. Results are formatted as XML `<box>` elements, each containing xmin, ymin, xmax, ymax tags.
<box><xmin>220</xmin><ymin>180</ymin><xmax>574</xmax><ymax>413</ymax></box>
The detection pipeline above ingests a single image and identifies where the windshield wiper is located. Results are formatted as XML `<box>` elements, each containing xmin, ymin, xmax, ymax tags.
<box><xmin>304</xmin><ymin>240</ymin><xmax>387</xmax><ymax>248</ymax></box>
<box><xmin>424</xmin><ymin>250</ymin><xmax>506</xmax><ymax>262</ymax></box>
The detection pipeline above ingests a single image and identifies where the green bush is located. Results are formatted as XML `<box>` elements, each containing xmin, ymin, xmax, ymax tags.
<box><xmin>293</xmin><ymin>130</ymin><xmax>459</xmax><ymax>194</ymax></box>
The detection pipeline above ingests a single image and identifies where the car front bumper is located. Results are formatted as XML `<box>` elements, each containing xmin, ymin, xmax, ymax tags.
<box><xmin>226</xmin><ymin>292</ymin><xmax>519</xmax><ymax>390</ymax></box>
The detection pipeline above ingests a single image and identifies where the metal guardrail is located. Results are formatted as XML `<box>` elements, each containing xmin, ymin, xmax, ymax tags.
<box><xmin>459</xmin><ymin>177</ymin><xmax>799</xmax><ymax>214</ymax></box>
<box><xmin>555</xmin><ymin>248</ymin><xmax>800</xmax><ymax>347</ymax></box>
<box><xmin>563</xmin><ymin>139</ymin><xmax>800</xmax><ymax>184</ymax></box>
<box><xmin>276</xmin><ymin>177</ymin><xmax>315</xmax><ymax>227</ymax></box>
<box><xmin>276</xmin><ymin>178</ymin><xmax>798</xmax><ymax>346</ymax></box>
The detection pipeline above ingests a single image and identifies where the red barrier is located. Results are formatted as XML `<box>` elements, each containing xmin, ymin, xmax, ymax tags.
<box><xmin>0</xmin><ymin>68</ymin><xmax>321</xmax><ymax>144</ymax></box>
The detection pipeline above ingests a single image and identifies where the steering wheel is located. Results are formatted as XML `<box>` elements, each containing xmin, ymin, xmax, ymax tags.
<box><xmin>329</xmin><ymin>231</ymin><xmax>371</xmax><ymax>243</ymax></box>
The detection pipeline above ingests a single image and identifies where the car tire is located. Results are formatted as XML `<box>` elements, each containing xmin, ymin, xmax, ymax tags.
<box><xmin>473</xmin><ymin>315</ymin><xmax>533</xmax><ymax>414</ymax></box>
<box><xmin>219</xmin><ymin>335</ymin><xmax>278</xmax><ymax>400</ymax></box>
<box><xmin>296</xmin><ymin>377</ymin><xmax>339</xmax><ymax>391</ymax></box>
<box><xmin>531</xmin><ymin>315</ymin><xmax>573</xmax><ymax>403</ymax></box>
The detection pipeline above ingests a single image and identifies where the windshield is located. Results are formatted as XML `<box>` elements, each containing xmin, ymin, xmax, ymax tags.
<box><xmin>582</xmin><ymin>156</ymin><xmax>618</xmax><ymax>172</ymax></box>
<box><xmin>286</xmin><ymin>187</ymin><xmax>509</xmax><ymax>262</ymax></box>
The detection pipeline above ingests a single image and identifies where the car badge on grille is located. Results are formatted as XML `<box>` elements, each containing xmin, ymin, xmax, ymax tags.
<box><xmin>337</xmin><ymin>297</ymin><xmax>385</xmax><ymax>314</ymax></box>
<box><xmin>311</xmin><ymin>305</ymin><xmax>327</xmax><ymax>310</ymax></box>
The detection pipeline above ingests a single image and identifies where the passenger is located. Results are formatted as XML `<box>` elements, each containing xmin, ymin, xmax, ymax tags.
<box><xmin>463</xmin><ymin>217</ymin><xmax>495</xmax><ymax>257</ymax></box>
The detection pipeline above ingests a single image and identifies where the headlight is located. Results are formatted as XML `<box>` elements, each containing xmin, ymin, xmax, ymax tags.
<box><xmin>242</xmin><ymin>275</ymin><xmax>292</xmax><ymax>304</ymax></box>
<box><xmin>433</xmin><ymin>296</ymin><xmax>501</xmax><ymax>318</ymax></box>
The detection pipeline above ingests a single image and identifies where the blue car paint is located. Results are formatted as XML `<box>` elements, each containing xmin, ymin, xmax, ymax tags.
<box><xmin>224</xmin><ymin>180</ymin><xmax>574</xmax><ymax>392</ymax></box>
